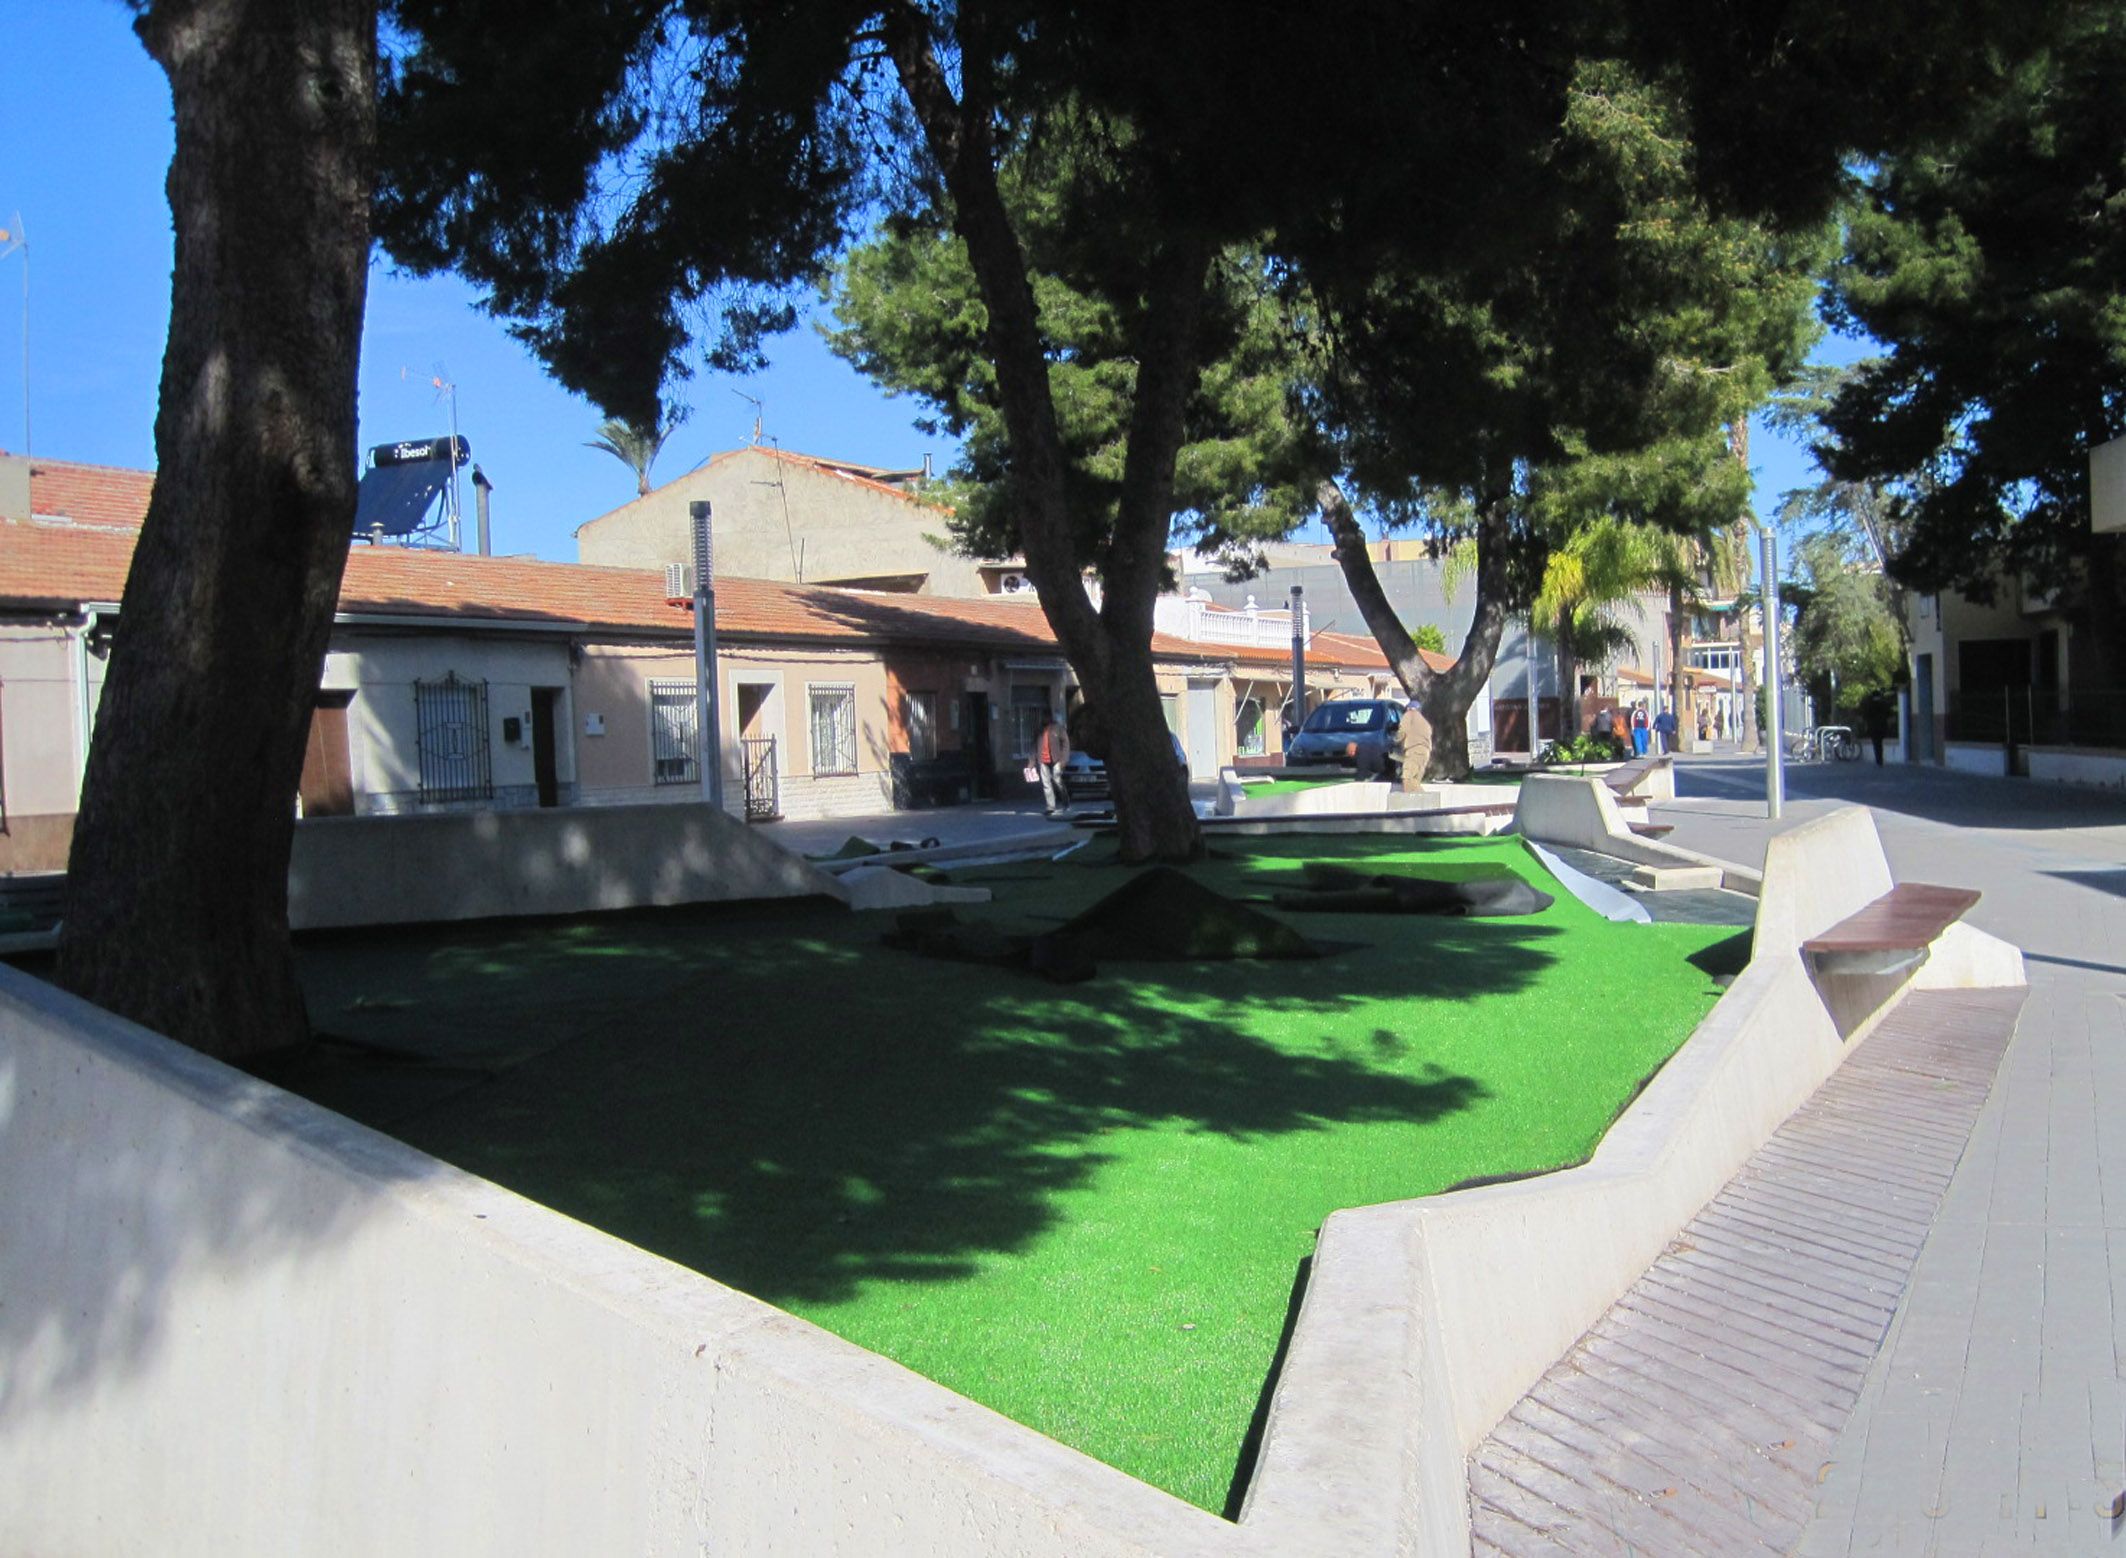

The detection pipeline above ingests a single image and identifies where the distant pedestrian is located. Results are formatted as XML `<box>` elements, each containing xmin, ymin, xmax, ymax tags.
<box><xmin>1629</xmin><ymin>704</ymin><xmax>1651</xmax><ymax>757</ymax></box>
<box><xmin>1653</xmin><ymin>704</ymin><xmax>1677</xmax><ymax>755</ymax></box>
<box><xmin>1035</xmin><ymin>713</ymin><xmax>1072</xmax><ymax>814</ymax></box>
<box><xmin>1863</xmin><ymin>691</ymin><xmax>1893</xmax><ymax>766</ymax></box>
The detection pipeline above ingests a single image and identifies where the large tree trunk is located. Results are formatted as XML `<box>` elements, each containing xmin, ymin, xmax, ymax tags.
<box><xmin>56</xmin><ymin>0</ymin><xmax>376</xmax><ymax>1061</ymax></box>
<box><xmin>1556</xmin><ymin>623</ymin><xmax>1579</xmax><ymax>739</ymax></box>
<box><xmin>887</xmin><ymin>3</ymin><xmax>1202</xmax><ymax>860</ymax></box>
<box><xmin>1317</xmin><ymin>480</ymin><xmax>1516</xmax><ymax>779</ymax></box>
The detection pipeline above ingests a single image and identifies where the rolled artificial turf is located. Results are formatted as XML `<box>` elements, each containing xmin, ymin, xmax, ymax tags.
<box><xmin>289</xmin><ymin>834</ymin><xmax>1735</xmax><ymax>1515</ymax></box>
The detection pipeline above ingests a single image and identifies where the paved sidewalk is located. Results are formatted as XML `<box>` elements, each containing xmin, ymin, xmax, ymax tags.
<box><xmin>1653</xmin><ymin>756</ymin><xmax>2126</xmax><ymax>1554</ymax></box>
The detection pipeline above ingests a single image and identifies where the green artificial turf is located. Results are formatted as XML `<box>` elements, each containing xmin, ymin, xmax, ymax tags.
<box><xmin>284</xmin><ymin>836</ymin><xmax>1733</xmax><ymax>1515</ymax></box>
<box><xmin>1246</xmin><ymin>775</ymin><xmax>1353</xmax><ymax>795</ymax></box>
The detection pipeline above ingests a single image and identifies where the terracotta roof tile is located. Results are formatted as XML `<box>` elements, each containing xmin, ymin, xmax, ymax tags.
<box><xmin>0</xmin><ymin>517</ymin><xmax>1238</xmax><ymax>664</ymax></box>
<box><xmin>21</xmin><ymin>457</ymin><xmax>158</xmax><ymax>531</ymax></box>
<box><xmin>0</xmin><ymin>458</ymin><xmax>1443</xmax><ymax>675</ymax></box>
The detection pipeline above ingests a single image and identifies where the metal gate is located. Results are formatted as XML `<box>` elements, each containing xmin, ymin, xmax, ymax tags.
<box><xmin>742</xmin><ymin>736</ymin><xmax>780</xmax><ymax>821</ymax></box>
<box><xmin>414</xmin><ymin>673</ymin><xmax>493</xmax><ymax>803</ymax></box>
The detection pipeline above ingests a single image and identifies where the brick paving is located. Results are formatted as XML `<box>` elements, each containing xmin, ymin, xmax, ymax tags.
<box><xmin>1469</xmin><ymin>988</ymin><xmax>2026</xmax><ymax>1556</ymax></box>
<box><xmin>1652</xmin><ymin>758</ymin><xmax>2126</xmax><ymax>1553</ymax></box>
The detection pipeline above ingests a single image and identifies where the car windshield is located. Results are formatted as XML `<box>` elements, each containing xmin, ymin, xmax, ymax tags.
<box><xmin>1302</xmin><ymin>702</ymin><xmax>1385</xmax><ymax>733</ymax></box>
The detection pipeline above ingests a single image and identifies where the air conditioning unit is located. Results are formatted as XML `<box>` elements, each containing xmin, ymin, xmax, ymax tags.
<box><xmin>1000</xmin><ymin>572</ymin><xmax>1033</xmax><ymax>594</ymax></box>
<box><xmin>664</xmin><ymin>562</ymin><xmax>693</xmax><ymax>601</ymax></box>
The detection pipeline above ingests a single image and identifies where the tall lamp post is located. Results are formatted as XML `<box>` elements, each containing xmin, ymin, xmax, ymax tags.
<box><xmin>1759</xmin><ymin>524</ymin><xmax>1786</xmax><ymax>819</ymax></box>
<box><xmin>690</xmin><ymin>501</ymin><xmax>725</xmax><ymax>810</ymax></box>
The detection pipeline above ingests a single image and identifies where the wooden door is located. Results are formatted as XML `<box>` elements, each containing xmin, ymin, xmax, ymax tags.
<box><xmin>298</xmin><ymin>694</ymin><xmax>355</xmax><ymax>817</ymax></box>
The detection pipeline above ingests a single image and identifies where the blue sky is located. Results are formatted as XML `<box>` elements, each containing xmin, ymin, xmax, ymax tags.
<box><xmin>5</xmin><ymin>2</ymin><xmax>1851</xmax><ymax>570</ymax></box>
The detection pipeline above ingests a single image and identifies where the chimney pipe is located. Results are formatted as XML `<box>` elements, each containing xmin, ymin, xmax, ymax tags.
<box><xmin>471</xmin><ymin>465</ymin><xmax>493</xmax><ymax>556</ymax></box>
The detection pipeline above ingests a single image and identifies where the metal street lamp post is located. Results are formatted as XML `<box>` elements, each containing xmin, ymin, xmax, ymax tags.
<box><xmin>1759</xmin><ymin>524</ymin><xmax>1786</xmax><ymax>819</ymax></box>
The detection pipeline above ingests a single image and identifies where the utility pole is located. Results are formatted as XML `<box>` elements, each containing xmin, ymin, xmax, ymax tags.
<box><xmin>1289</xmin><ymin>584</ymin><xmax>1306</xmax><ymax>740</ymax></box>
<box><xmin>690</xmin><ymin>501</ymin><xmax>725</xmax><ymax>811</ymax></box>
<box><xmin>1760</xmin><ymin>525</ymin><xmax>1786</xmax><ymax>819</ymax></box>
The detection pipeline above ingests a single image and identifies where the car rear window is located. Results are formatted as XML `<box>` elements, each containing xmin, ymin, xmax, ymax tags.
<box><xmin>1303</xmin><ymin>702</ymin><xmax>1385</xmax><ymax>732</ymax></box>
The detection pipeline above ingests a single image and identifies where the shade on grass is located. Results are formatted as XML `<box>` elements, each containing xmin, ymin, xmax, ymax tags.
<box><xmin>287</xmin><ymin>835</ymin><xmax>1734</xmax><ymax>1515</ymax></box>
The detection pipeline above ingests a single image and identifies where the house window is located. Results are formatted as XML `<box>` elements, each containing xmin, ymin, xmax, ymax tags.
<box><xmin>649</xmin><ymin>679</ymin><xmax>699</xmax><ymax>785</ymax></box>
<box><xmin>1235</xmin><ymin>697</ymin><xmax>1266</xmax><ymax>757</ymax></box>
<box><xmin>413</xmin><ymin>674</ymin><xmax>493</xmax><ymax>803</ymax></box>
<box><xmin>1008</xmin><ymin>684</ymin><xmax>1050</xmax><ymax>759</ymax></box>
<box><xmin>809</xmin><ymin>684</ymin><xmax>858</xmax><ymax>775</ymax></box>
<box><xmin>906</xmin><ymin>690</ymin><xmax>938</xmax><ymax>760</ymax></box>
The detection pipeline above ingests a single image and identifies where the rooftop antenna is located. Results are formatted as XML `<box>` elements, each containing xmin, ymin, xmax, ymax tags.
<box><xmin>0</xmin><ymin>216</ymin><xmax>27</xmax><ymax>454</ymax></box>
<box><xmin>430</xmin><ymin>365</ymin><xmax>462</xmax><ymax>548</ymax></box>
<box><xmin>731</xmin><ymin>387</ymin><xmax>764</xmax><ymax>445</ymax></box>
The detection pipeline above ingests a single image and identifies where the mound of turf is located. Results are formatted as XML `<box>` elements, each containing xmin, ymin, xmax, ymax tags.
<box><xmin>1272</xmin><ymin>861</ymin><xmax>1554</xmax><ymax>917</ymax></box>
<box><xmin>1059</xmin><ymin>865</ymin><xmax>1320</xmax><ymax>961</ymax></box>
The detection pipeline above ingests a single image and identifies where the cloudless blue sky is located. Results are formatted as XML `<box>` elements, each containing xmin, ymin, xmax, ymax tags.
<box><xmin>4</xmin><ymin>2</ymin><xmax>1854</xmax><ymax>571</ymax></box>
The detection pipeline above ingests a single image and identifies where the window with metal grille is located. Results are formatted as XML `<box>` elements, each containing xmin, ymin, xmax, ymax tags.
<box><xmin>1008</xmin><ymin>684</ymin><xmax>1050</xmax><ymax>760</ymax></box>
<box><xmin>413</xmin><ymin>674</ymin><xmax>493</xmax><ymax>803</ymax></box>
<box><xmin>905</xmin><ymin>689</ymin><xmax>938</xmax><ymax>760</ymax></box>
<box><xmin>809</xmin><ymin>684</ymin><xmax>857</xmax><ymax>775</ymax></box>
<box><xmin>649</xmin><ymin>679</ymin><xmax>699</xmax><ymax>784</ymax></box>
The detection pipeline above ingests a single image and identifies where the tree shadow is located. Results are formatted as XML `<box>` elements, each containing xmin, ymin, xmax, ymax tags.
<box><xmin>280</xmin><ymin>841</ymin><xmax>1566</xmax><ymax>1311</ymax></box>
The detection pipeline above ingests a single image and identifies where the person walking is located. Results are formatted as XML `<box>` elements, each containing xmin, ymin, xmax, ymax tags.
<box><xmin>1653</xmin><ymin>703</ymin><xmax>1678</xmax><ymax>755</ymax></box>
<box><xmin>1629</xmin><ymin>704</ymin><xmax>1651</xmax><ymax>757</ymax></box>
<box><xmin>1863</xmin><ymin>690</ymin><xmax>1893</xmax><ymax>765</ymax></box>
<box><xmin>1035</xmin><ymin>712</ymin><xmax>1072</xmax><ymax>815</ymax></box>
<box><xmin>1395</xmin><ymin>703</ymin><xmax>1434</xmax><ymax>792</ymax></box>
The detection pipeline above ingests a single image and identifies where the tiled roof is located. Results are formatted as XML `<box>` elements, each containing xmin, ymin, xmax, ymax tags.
<box><xmin>1216</xmin><ymin>629</ymin><xmax>1453</xmax><ymax>678</ymax></box>
<box><xmin>576</xmin><ymin>444</ymin><xmax>948</xmax><ymax>538</ymax></box>
<box><xmin>0</xmin><ymin>514</ymin><xmax>1237</xmax><ymax>662</ymax></box>
<box><xmin>0</xmin><ymin>457</ymin><xmax>1437</xmax><ymax>675</ymax></box>
<box><xmin>18</xmin><ymin>457</ymin><xmax>158</xmax><ymax>531</ymax></box>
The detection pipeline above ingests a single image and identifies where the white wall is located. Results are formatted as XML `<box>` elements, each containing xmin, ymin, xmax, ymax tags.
<box><xmin>0</xmin><ymin>969</ymin><xmax>1231</xmax><ymax>1557</ymax></box>
<box><xmin>288</xmin><ymin>800</ymin><xmax>840</xmax><ymax>930</ymax></box>
<box><xmin>323</xmin><ymin>632</ymin><xmax>575</xmax><ymax>813</ymax></box>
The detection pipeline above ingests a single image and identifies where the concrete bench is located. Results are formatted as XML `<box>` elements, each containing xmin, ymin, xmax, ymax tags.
<box><xmin>1800</xmin><ymin>882</ymin><xmax>1982</xmax><ymax>978</ymax></box>
<box><xmin>1600</xmin><ymin>755</ymin><xmax>1672</xmax><ymax>797</ymax></box>
<box><xmin>1625</xmin><ymin>820</ymin><xmax>1673</xmax><ymax>838</ymax></box>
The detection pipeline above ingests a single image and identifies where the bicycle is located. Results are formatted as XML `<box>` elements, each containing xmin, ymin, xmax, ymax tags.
<box><xmin>1785</xmin><ymin>725</ymin><xmax>1862</xmax><ymax>762</ymax></box>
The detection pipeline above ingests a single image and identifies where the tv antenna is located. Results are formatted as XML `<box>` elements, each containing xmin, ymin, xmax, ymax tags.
<box><xmin>731</xmin><ymin>388</ymin><xmax>765</xmax><ymax>445</ymax></box>
<box><xmin>401</xmin><ymin>363</ymin><xmax>465</xmax><ymax>547</ymax></box>
<box><xmin>0</xmin><ymin>215</ymin><xmax>27</xmax><ymax>455</ymax></box>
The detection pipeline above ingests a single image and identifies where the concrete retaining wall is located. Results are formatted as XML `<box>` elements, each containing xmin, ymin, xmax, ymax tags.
<box><xmin>0</xmin><ymin>969</ymin><xmax>1231</xmax><ymax>1558</ymax></box>
<box><xmin>5</xmin><ymin>800</ymin><xmax>2021</xmax><ymax>1556</ymax></box>
<box><xmin>1513</xmin><ymin>773</ymin><xmax>1761</xmax><ymax>893</ymax></box>
<box><xmin>1238</xmin><ymin>805</ymin><xmax>2023</xmax><ymax>1554</ymax></box>
<box><xmin>2024</xmin><ymin>745</ymin><xmax>2126</xmax><ymax>791</ymax></box>
<box><xmin>287</xmin><ymin>800</ymin><xmax>842</xmax><ymax>930</ymax></box>
<box><xmin>1943</xmin><ymin>740</ymin><xmax>2010</xmax><ymax>777</ymax></box>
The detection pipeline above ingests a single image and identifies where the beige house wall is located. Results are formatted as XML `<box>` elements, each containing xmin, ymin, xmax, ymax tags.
<box><xmin>575</xmin><ymin>640</ymin><xmax>896</xmax><ymax>821</ymax></box>
<box><xmin>320</xmin><ymin>632</ymin><xmax>575</xmax><ymax>815</ymax></box>
<box><xmin>576</xmin><ymin>448</ymin><xmax>996</xmax><ymax>598</ymax></box>
<box><xmin>0</xmin><ymin>623</ymin><xmax>92</xmax><ymax>871</ymax></box>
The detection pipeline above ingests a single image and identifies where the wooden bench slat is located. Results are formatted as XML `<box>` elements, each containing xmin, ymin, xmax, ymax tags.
<box><xmin>1800</xmin><ymin>883</ymin><xmax>1981</xmax><ymax>956</ymax></box>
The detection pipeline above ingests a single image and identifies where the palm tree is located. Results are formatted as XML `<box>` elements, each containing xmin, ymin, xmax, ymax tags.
<box><xmin>1530</xmin><ymin>518</ymin><xmax>1675</xmax><ymax>733</ymax></box>
<box><xmin>586</xmin><ymin>415</ymin><xmax>681</xmax><ymax>497</ymax></box>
